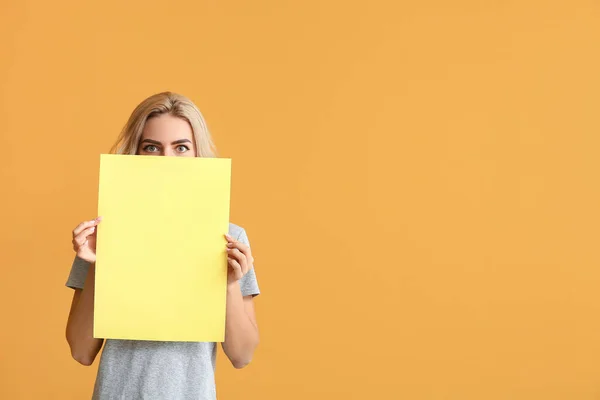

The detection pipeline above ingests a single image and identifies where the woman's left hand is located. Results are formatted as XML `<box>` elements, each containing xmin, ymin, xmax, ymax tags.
<box><xmin>225</xmin><ymin>234</ymin><xmax>254</xmax><ymax>284</ymax></box>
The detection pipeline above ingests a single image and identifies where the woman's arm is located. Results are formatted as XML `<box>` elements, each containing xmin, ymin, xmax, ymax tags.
<box><xmin>221</xmin><ymin>233</ymin><xmax>260</xmax><ymax>368</ymax></box>
<box><xmin>66</xmin><ymin>264</ymin><xmax>104</xmax><ymax>366</ymax></box>
<box><xmin>66</xmin><ymin>218</ymin><xmax>104</xmax><ymax>366</ymax></box>
<box><xmin>222</xmin><ymin>282</ymin><xmax>259</xmax><ymax>368</ymax></box>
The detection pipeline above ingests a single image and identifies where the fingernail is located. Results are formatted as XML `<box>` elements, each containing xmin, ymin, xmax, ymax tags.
<box><xmin>96</xmin><ymin>216</ymin><xmax>103</xmax><ymax>221</ymax></box>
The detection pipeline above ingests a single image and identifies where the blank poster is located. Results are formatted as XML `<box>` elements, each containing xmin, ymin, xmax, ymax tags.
<box><xmin>94</xmin><ymin>154</ymin><xmax>231</xmax><ymax>342</ymax></box>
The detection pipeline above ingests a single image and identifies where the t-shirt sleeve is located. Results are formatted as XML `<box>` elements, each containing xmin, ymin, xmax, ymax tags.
<box><xmin>236</xmin><ymin>228</ymin><xmax>261</xmax><ymax>298</ymax></box>
<box><xmin>65</xmin><ymin>256</ymin><xmax>92</xmax><ymax>290</ymax></box>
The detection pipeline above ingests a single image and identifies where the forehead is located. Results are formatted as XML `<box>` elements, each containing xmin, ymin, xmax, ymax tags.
<box><xmin>141</xmin><ymin>114</ymin><xmax>194</xmax><ymax>141</ymax></box>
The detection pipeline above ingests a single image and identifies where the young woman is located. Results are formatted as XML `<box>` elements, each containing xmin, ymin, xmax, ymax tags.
<box><xmin>65</xmin><ymin>92</ymin><xmax>260</xmax><ymax>400</ymax></box>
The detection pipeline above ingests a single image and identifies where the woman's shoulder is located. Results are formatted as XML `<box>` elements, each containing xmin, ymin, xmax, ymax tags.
<box><xmin>227</xmin><ymin>222</ymin><xmax>246</xmax><ymax>240</ymax></box>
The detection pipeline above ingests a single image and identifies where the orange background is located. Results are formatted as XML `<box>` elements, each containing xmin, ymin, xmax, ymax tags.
<box><xmin>1</xmin><ymin>1</ymin><xmax>600</xmax><ymax>399</ymax></box>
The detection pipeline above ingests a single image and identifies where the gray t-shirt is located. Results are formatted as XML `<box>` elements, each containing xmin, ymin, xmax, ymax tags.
<box><xmin>66</xmin><ymin>223</ymin><xmax>260</xmax><ymax>400</ymax></box>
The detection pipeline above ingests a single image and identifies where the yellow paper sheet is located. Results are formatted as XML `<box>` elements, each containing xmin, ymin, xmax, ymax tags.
<box><xmin>94</xmin><ymin>154</ymin><xmax>231</xmax><ymax>342</ymax></box>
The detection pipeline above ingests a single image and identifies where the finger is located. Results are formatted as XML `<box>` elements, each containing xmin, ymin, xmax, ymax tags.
<box><xmin>226</xmin><ymin>241</ymin><xmax>252</xmax><ymax>260</ymax></box>
<box><xmin>228</xmin><ymin>248</ymin><xmax>249</xmax><ymax>275</ymax></box>
<box><xmin>227</xmin><ymin>248</ymin><xmax>245</xmax><ymax>263</ymax></box>
<box><xmin>73</xmin><ymin>226</ymin><xmax>96</xmax><ymax>247</ymax></box>
<box><xmin>226</xmin><ymin>239</ymin><xmax>249</xmax><ymax>251</ymax></box>
<box><xmin>73</xmin><ymin>238</ymin><xmax>88</xmax><ymax>252</ymax></box>
<box><xmin>73</xmin><ymin>236</ymin><xmax>88</xmax><ymax>250</ymax></box>
<box><xmin>231</xmin><ymin>245</ymin><xmax>253</xmax><ymax>266</ymax></box>
<box><xmin>224</xmin><ymin>235</ymin><xmax>254</xmax><ymax>265</ymax></box>
<box><xmin>73</xmin><ymin>221</ymin><xmax>94</xmax><ymax>237</ymax></box>
<box><xmin>228</xmin><ymin>257</ymin><xmax>242</xmax><ymax>279</ymax></box>
<box><xmin>73</xmin><ymin>217</ymin><xmax>102</xmax><ymax>237</ymax></box>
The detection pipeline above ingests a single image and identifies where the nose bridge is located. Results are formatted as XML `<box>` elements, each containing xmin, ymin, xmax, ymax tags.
<box><xmin>163</xmin><ymin>147</ymin><xmax>174</xmax><ymax>157</ymax></box>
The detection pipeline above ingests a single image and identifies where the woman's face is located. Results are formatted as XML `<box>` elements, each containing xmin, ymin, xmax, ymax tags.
<box><xmin>137</xmin><ymin>114</ymin><xmax>197</xmax><ymax>157</ymax></box>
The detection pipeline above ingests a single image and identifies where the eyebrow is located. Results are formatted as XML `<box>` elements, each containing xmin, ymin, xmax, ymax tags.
<box><xmin>140</xmin><ymin>138</ymin><xmax>193</xmax><ymax>145</ymax></box>
<box><xmin>172</xmin><ymin>139</ymin><xmax>192</xmax><ymax>145</ymax></box>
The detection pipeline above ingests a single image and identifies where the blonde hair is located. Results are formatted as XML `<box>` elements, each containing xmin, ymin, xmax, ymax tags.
<box><xmin>110</xmin><ymin>92</ymin><xmax>217</xmax><ymax>157</ymax></box>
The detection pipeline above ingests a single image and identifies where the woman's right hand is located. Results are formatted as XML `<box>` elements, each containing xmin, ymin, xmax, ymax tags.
<box><xmin>72</xmin><ymin>217</ymin><xmax>102</xmax><ymax>263</ymax></box>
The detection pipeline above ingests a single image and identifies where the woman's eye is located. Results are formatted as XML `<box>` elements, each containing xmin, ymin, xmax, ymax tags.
<box><xmin>144</xmin><ymin>145</ymin><xmax>158</xmax><ymax>152</ymax></box>
<box><xmin>176</xmin><ymin>145</ymin><xmax>189</xmax><ymax>153</ymax></box>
